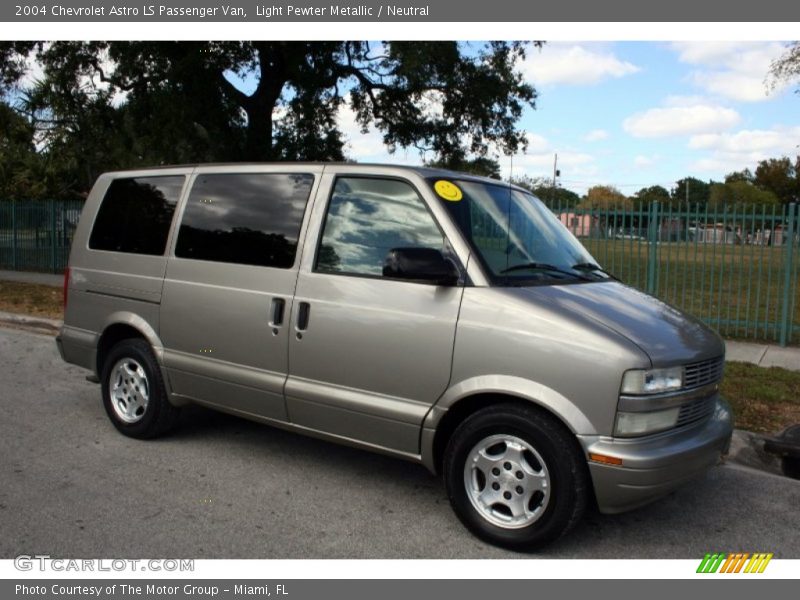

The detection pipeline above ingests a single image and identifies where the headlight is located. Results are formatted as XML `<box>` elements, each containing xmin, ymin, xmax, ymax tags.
<box><xmin>621</xmin><ymin>367</ymin><xmax>684</xmax><ymax>395</ymax></box>
<box><xmin>614</xmin><ymin>407</ymin><xmax>681</xmax><ymax>437</ymax></box>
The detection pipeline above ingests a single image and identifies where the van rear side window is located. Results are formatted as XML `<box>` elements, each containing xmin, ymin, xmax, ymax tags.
<box><xmin>89</xmin><ymin>176</ymin><xmax>184</xmax><ymax>255</ymax></box>
<box><xmin>175</xmin><ymin>173</ymin><xmax>314</xmax><ymax>269</ymax></box>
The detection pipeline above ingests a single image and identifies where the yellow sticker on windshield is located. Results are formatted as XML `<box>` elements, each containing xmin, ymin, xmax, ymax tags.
<box><xmin>434</xmin><ymin>180</ymin><xmax>463</xmax><ymax>202</ymax></box>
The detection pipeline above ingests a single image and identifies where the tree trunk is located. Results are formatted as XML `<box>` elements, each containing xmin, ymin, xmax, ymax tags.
<box><xmin>243</xmin><ymin>103</ymin><xmax>274</xmax><ymax>161</ymax></box>
<box><xmin>241</xmin><ymin>43</ymin><xmax>289</xmax><ymax>161</ymax></box>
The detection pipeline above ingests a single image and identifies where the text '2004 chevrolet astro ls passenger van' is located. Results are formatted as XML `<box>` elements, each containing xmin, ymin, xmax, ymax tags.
<box><xmin>57</xmin><ymin>163</ymin><xmax>733</xmax><ymax>550</ymax></box>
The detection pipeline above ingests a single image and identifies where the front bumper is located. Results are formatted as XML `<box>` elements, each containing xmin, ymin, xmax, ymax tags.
<box><xmin>578</xmin><ymin>397</ymin><xmax>733</xmax><ymax>514</ymax></box>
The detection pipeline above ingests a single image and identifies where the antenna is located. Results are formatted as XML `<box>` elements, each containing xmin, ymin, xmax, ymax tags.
<box><xmin>504</xmin><ymin>152</ymin><xmax>514</xmax><ymax>276</ymax></box>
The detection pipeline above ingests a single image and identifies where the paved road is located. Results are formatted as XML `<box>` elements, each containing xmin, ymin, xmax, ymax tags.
<box><xmin>1</xmin><ymin>326</ymin><xmax>799</xmax><ymax>559</ymax></box>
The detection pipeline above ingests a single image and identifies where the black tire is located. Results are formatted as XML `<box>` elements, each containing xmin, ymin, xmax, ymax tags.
<box><xmin>443</xmin><ymin>403</ymin><xmax>589</xmax><ymax>551</ymax></box>
<box><xmin>100</xmin><ymin>338</ymin><xmax>179</xmax><ymax>439</ymax></box>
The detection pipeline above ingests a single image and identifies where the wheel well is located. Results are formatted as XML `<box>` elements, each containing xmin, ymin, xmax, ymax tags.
<box><xmin>96</xmin><ymin>324</ymin><xmax>147</xmax><ymax>375</ymax></box>
<box><xmin>431</xmin><ymin>394</ymin><xmax>576</xmax><ymax>474</ymax></box>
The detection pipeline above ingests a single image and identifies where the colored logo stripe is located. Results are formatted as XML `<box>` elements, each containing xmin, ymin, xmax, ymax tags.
<box><xmin>697</xmin><ymin>553</ymin><xmax>773</xmax><ymax>573</ymax></box>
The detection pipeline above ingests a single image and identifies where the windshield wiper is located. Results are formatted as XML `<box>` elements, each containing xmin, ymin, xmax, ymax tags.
<box><xmin>500</xmin><ymin>262</ymin><xmax>590</xmax><ymax>280</ymax></box>
<box><xmin>571</xmin><ymin>262</ymin><xmax>621</xmax><ymax>281</ymax></box>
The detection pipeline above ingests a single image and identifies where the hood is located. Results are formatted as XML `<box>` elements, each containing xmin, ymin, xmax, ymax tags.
<box><xmin>513</xmin><ymin>281</ymin><xmax>724</xmax><ymax>366</ymax></box>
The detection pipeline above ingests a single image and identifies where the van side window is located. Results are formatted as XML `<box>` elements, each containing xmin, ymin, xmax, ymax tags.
<box><xmin>316</xmin><ymin>177</ymin><xmax>444</xmax><ymax>277</ymax></box>
<box><xmin>175</xmin><ymin>173</ymin><xmax>314</xmax><ymax>268</ymax></box>
<box><xmin>89</xmin><ymin>176</ymin><xmax>184</xmax><ymax>255</ymax></box>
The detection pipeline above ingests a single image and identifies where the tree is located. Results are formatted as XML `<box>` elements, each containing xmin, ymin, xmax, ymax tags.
<box><xmin>634</xmin><ymin>185</ymin><xmax>670</xmax><ymax>205</ymax></box>
<box><xmin>1</xmin><ymin>41</ymin><xmax>538</xmax><ymax>170</ymax></box>
<box><xmin>753</xmin><ymin>156</ymin><xmax>798</xmax><ymax>204</ymax></box>
<box><xmin>509</xmin><ymin>174</ymin><xmax>581</xmax><ymax>207</ymax></box>
<box><xmin>0</xmin><ymin>101</ymin><xmax>46</xmax><ymax>199</ymax></box>
<box><xmin>579</xmin><ymin>185</ymin><xmax>630</xmax><ymax>209</ymax></box>
<box><xmin>768</xmin><ymin>41</ymin><xmax>800</xmax><ymax>94</ymax></box>
<box><xmin>708</xmin><ymin>181</ymin><xmax>780</xmax><ymax>207</ymax></box>
<box><xmin>425</xmin><ymin>152</ymin><xmax>502</xmax><ymax>179</ymax></box>
<box><xmin>671</xmin><ymin>177</ymin><xmax>711</xmax><ymax>206</ymax></box>
<box><xmin>724</xmin><ymin>169</ymin><xmax>754</xmax><ymax>184</ymax></box>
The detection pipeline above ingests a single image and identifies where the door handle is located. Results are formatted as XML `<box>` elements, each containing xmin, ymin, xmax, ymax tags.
<box><xmin>269</xmin><ymin>298</ymin><xmax>285</xmax><ymax>328</ymax></box>
<box><xmin>296</xmin><ymin>302</ymin><xmax>311</xmax><ymax>331</ymax></box>
<box><xmin>269</xmin><ymin>298</ymin><xmax>286</xmax><ymax>335</ymax></box>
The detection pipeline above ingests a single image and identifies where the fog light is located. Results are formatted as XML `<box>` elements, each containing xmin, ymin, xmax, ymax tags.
<box><xmin>615</xmin><ymin>407</ymin><xmax>681</xmax><ymax>437</ymax></box>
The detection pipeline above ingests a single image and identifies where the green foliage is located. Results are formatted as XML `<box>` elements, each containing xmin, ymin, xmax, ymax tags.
<box><xmin>634</xmin><ymin>185</ymin><xmax>670</xmax><ymax>204</ymax></box>
<box><xmin>0</xmin><ymin>41</ymin><xmax>538</xmax><ymax>198</ymax></box>
<box><xmin>753</xmin><ymin>156</ymin><xmax>799</xmax><ymax>204</ymax></box>
<box><xmin>724</xmin><ymin>168</ymin><xmax>754</xmax><ymax>184</ymax></box>
<box><xmin>768</xmin><ymin>41</ymin><xmax>800</xmax><ymax>94</ymax></box>
<box><xmin>0</xmin><ymin>101</ymin><xmax>47</xmax><ymax>199</ymax></box>
<box><xmin>426</xmin><ymin>153</ymin><xmax>502</xmax><ymax>179</ymax></box>
<box><xmin>671</xmin><ymin>177</ymin><xmax>711</xmax><ymax>206</ymax></box>
<box><xmin>509</xmin><ymin>174</ymin><xmax>581</xmax><ymax>207</ymax></box>
<box><xmin>579</xmin><ymin>185</ymin><xmax>630</xmax><ymax>209</ymax></box>
<box><xmin>708</xmin><ymin>180</ymin><xmax>781</xmax><ymax>207</ymax></box>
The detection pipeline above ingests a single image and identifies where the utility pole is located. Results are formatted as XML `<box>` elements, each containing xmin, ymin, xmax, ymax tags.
<box><xmin>551</xmin><ymin>153</ymin><xmax>560</xmax><ymax>202</ymax></box>
<box><xmin>685</xmin><ymin>178</ymin><xmax>690</xmax><ymax>205</ymax></box>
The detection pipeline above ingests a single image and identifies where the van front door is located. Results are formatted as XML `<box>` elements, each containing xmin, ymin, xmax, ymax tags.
<box><xmin>285</xmin><ymin>175</ymin><xmax>464</xmax><ymax>456</ymax></box>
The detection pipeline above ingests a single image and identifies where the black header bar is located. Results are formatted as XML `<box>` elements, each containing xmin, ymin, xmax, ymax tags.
<box><xmin>3</xmin><ymin>0</ymin><xmax>800</xmax><ymax>22</ymax></box>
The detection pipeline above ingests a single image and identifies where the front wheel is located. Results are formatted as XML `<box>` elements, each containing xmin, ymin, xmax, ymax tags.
<box><xmin>443</xmin><ymin>403</ymin><xmax>589</xmax><ymax>551</ymax></box>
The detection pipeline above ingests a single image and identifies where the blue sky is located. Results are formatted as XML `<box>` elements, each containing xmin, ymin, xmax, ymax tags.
<box><xmin>333</xmin><ymin>41</ymin><xmax>800</xmax><ymax>196</ymax></box>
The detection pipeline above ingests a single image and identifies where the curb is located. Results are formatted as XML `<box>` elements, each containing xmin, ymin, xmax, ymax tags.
<box><xmin>0</xmin><ymin>310</ymin><xmax>62</xmax><ymax>335</ymax></box>
<box><xmin>725</xmin><ymin>429</ymin><xmax>789</xmax><ymax>478</ymax></box>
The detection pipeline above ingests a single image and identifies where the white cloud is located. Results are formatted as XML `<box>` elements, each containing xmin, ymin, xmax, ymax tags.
<box><xmin>514</xmin><ymin>152</ymin><xmax>595</xmax><ymax>169</ymax></box>
<box><xmin>690</xmin><ymin>72</ymin><xmax>771</xmax><ymax>103</ymax></box>
<box><xmin>623</xmin><ymin>103</ymin><xmax>740</xmax><ymax>138</ymax></box>
<box><xmin>520</xmin><ymin>43</ymin><xmax>640</xmax><ymax>86</ymax></box>
<box><xmin>336</xmin><ymin>103</ymin><xmax>395</xmax><ymax>160</ymax></box>
<box><xmin>634</xmin><ymin>155</ymin><xmax>658</xmax><ymax>168</ymax></box>
<box><xmin>670</xmin><ymin>41</ymin><xmax>789</xmax><ymax>102</ymax></box>
<box><xmin>688</xmin><ymin>126</ymin><xmax>800</xmax><ymax>173</ymax></box>
<box><xmin>663</xmin><ymin>94</ymin><xmax>709</xmax><ymax>107</ymax></box>
<box><xmin>584</xmin><ymin>129</ymin><xmax>609</xmax><ymax>142</ymax></box>
<box><xmin>523</xmin><ymin>132</ymin><xmax>551</xmax><ymax>153</ymax></box>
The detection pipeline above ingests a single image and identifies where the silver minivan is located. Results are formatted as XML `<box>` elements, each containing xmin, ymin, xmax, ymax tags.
<box><xmin>57</xmin><ymin>163</ymin><xmax>733</xmax><ymax>550</ymax></box>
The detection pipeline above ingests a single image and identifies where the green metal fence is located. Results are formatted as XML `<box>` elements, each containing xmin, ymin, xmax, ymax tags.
<box><xmin>0</xmin><ymin>200</ymin><xmax>84</xmax><ymax>274</ymax></box>
<box><xmin>2</xmin><ymin>198</ymin><xmax>799</xmax><ymax>346</ymax></box>
<box><xmin>546</xmin><ymin>200</ymin><xmax>800</xmax><ymax>346</ymax></box>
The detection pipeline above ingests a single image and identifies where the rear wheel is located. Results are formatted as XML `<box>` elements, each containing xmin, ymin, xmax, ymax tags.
<box><xmin>100</xmin><ymin>338</ymin><xmax>179</xmax><ymax>439</ymax></box>
<box><xmin>444</xmin><ymin>403</ymin><xmax>588</xmax><ymax>550</ymax></box>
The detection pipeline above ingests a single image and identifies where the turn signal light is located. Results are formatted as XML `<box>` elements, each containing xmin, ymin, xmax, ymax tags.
<box><xmin>589</xmin><ymin>453</ymin><xmax>623</xmax><ymax>466</ymax></box>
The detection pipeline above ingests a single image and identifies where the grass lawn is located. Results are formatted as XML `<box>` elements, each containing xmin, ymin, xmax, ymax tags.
<box><xmin>721</xmin><ymin>361</ymin><xmax>800</xmax><ymax>434</ymax></box>
<box><xmin>0</xmin><ymin>280</ymin><xmax>63</xmax><ymax>319</ymax></box>
<box><xmin>582</xmin><ymin>239</ymin><xmax>800</xmax><ymax>345</ymax></box>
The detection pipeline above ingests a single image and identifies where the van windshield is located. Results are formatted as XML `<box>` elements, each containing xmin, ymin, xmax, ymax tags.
<box><xmin>431</xmin><ymin>178</ymin><xmax>609</xmax><ymax>285</ymax></box>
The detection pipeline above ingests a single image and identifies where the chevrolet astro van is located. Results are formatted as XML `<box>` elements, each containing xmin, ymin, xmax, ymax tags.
<box><xmin>57</xmin><ymin>163</ymin><xmax>733</xmax><ymax>550</ymax></box>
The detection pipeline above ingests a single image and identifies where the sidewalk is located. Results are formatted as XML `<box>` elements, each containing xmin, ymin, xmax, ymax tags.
<box><xmin>0</xmin><ymin>269</ymin><xmax>63</xmax><ymax>287</ymax></box>
<box><xmin>725</xmin><ymin>341</ymin><xmax>800</xmax><ymax>372</ymax></box>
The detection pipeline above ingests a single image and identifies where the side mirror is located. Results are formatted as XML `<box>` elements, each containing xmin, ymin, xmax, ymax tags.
<box><xmin>382</xmin><ymin>247</ymin><xmax>460</xmax><ymax>286</ymax></box>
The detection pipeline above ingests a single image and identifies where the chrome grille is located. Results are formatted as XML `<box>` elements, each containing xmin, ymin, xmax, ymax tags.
<box><xmin>677</xmin><ymin>396</ymin><xmax>717</xmax><ymax>427</ymax></box>
<box><xmin>683</xmin><ymin>356</ymin><xmax>724</xmax><ymax>390</ymax></box>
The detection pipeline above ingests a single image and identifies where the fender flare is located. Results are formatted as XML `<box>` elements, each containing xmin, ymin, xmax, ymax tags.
<box><xmin>420</xmin><ymin>375</ymin><xmax>596</xmax><ymax>472</ymax></box>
